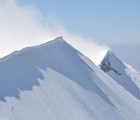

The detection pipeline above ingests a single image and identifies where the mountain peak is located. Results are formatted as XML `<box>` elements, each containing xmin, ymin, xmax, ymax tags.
<box><xmin>100</xmin><ymin>50</ymin><xmax>125</xmax><ymax>73</ymax></box>
<box><xmin>54</xmin><ymin>36</ymin><xmax>64</xmax><ymax>41</ymax></box>
<box><xmin>0</xmin><ymin>36</ymin><xmax>80</xmax><ymax>101</ymax></box>
<box><xmin>100</xmin><ymin>50</ymin><xmax>140</xmax><ymax>100</ymax></box>
<box><xmin>104</xmin><ymin>50</ymin><xmax>117</xmax><ymax>60</ymax></box>
<box><xmin>0</xmin><ymin>37</ymin><xmax>66</xmax><ymax>63</ymax></box>
<box><xmin>49</xmin><ymin>36</ymin><xmax>65</xmax><ymax>44</ymax></box>
<box><xmin>106</xmin><ymin>50</ymin><xmax>113</xmax><ymax>55</ymax></box>
<box><xmin>39</xmin><ymin>36</ymin><xmax>69</xmax><ymax>48</ymax></box>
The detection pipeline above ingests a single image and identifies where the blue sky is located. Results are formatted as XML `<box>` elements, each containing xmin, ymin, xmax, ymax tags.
<box><xmin>17</xmin><ymin>0</ymin><xmax>140</xmax><ymax>44</ymax></box>
<box><xmin>0</xmin><ymin>0</ymin><xmax>140</xmax><ymax>70</ymax></box>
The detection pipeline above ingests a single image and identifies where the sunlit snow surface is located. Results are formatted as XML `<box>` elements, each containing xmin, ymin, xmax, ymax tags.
<box><xmin>0</xmin><ymin>37</ymin><xmax>140</xmax><ymax>120</ymax></box>
<box><xmin>100</xmin><ymin>50</ymin><xmax>140</xmax><ymax>100</ymax></box>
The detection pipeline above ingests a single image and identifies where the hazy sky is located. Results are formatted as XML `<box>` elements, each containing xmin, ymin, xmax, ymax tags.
<box><xmin>0</xmin><ymin>0</ymin><xmax>109</xmax><ymax>65</ymax></box>
<box><xmin>17</xmin><ymin>0</ymin><xmax>140</xmax><ymax>44</ymax></box>
<box><xmin>0</xmin><ymin>0</ymin><xmax>140</xmax><ymax>70</ymax></box>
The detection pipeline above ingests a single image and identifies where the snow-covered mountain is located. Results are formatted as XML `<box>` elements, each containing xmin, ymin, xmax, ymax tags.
<box><xmin>100</xmin><ymin>50</ymin><xmax>140</xmax><ymax>100</ymax></box>
<box><xmin>0</xmin><ymin>37</ymin><xmax>140</xmax><ymax>120</ymax></box>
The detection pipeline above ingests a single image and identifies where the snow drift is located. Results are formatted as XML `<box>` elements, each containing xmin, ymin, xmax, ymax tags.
<box><xmin>0</xmin><ymin>37</ymin><xmax>140</xmax><ymax>120</ymax></box>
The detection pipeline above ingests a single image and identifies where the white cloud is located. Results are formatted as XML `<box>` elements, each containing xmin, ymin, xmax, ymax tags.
<box><xmin>0</xmin><ymin>0</ymin><xmax>109</xmax><ymax>65</ymax></box>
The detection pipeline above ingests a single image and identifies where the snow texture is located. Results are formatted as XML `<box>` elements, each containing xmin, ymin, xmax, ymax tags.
<box><xmin>0</xmin><ymin>37</ymin><xmax>140</xmax><ymax>120</ymax></box>
<box><xmin>100</xmin><ymin>50</ymin><xmax>140</xmax><ymax>100</ymax></box>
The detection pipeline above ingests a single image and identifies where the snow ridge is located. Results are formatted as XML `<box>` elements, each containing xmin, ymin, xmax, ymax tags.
<box><xmin>100</xmin><ymin>50</ymin><xmax>140</xmax><ymax>100</ymax></box>
<box><xmin>0</xmin><ymin>37</ymin><xmax>140</xmax><ymax>120</ymax></box>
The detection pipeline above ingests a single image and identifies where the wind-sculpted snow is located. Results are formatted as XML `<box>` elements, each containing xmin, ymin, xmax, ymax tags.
<box><xmin>100</xmin><ymin>50</ymin><xmax>140</xmax><ymax>100</ymax></box>
<box><xmin>0</xmin><ymin>37</ymin><xmax>112</xmax><ymax>105</ymax></box>
<box><xmin>0</xmin><ymin>37</ymin><xmax>140</xmax><ymax>120</ymax></box>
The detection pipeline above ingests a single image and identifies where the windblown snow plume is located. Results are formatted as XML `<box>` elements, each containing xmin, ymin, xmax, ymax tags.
<box><xmin>0</xmin><ymin>0</ymin><xmax>109</xmax><ymax>64</ymax></box>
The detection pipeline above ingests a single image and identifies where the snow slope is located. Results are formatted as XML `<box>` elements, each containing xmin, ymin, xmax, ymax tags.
<box><xmin>100</xmin><ymin>50</ymin><xmax>140</xmax><ymax>100</ymax></box>
<box><xmin>0</xmin><ymin>37</ymin><xmax>140</xmax><ymax>120</ymax></box>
